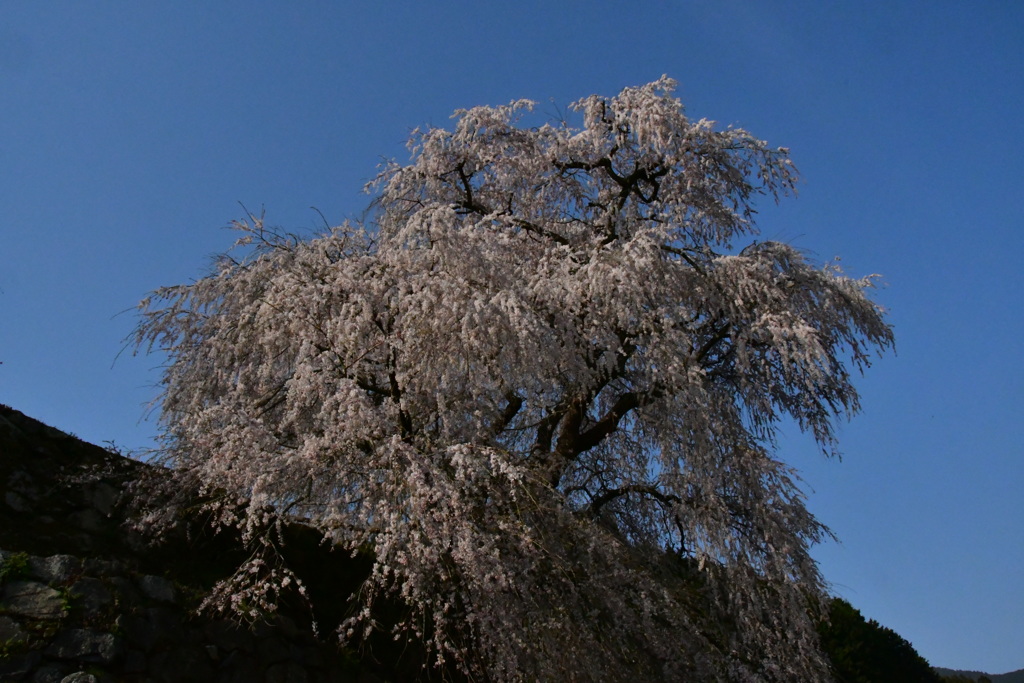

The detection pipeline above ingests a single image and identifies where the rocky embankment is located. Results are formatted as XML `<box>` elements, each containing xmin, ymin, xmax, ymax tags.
<box><xmin>0</xmin><ymin>404</ymin><xmax>403</xmax><ymax>683</ymax></box>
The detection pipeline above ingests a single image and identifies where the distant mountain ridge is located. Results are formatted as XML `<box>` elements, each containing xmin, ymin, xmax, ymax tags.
<box><xmin>935</xmin><ymin>668</ymin><xmax>1024</xmax><ymax>683</ymax></box>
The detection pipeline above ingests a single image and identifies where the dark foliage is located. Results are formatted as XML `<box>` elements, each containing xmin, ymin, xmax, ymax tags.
<box><xmin>818</xmin><ymin>597</ymin><xmax>943</xmax><ymax>683</ymax></box>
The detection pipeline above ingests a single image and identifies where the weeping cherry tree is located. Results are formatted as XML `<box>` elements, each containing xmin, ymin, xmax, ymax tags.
<box><xmin>134</xmin><ymin>78</ymin><xmax>893</xmax><ymax>681</ymax></box>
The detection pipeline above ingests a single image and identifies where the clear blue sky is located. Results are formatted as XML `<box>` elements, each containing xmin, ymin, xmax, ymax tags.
<box><xmin>2</xmin><ymin>2</ymin><xmax>1021</xmax><ymax>674</ymax></box>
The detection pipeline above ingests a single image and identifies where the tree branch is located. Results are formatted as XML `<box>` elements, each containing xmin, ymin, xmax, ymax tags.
<box><xmin>573</xmin><ymin>389</ymin><xmax>653</xmax><ymax>455</ymax></box>
<box><xmin>586</xmin><ymin>484</ymin><xmax>682</xmax><ymax>517</ymax></box>
<box><xmin>492</xmin><ymin>392</ymin><xmax>524</xmax><ymax>437</ymax></box>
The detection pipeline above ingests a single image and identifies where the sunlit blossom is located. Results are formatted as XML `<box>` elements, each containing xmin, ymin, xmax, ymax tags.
<box><xmin>134</xmin><ymin>78</ymin><xmax>892</xmax><ymax>681</ymax></box>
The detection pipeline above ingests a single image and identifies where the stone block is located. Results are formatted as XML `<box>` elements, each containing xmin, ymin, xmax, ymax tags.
<box><xmin>28</xmin><ymin>554</ymin><xmax>82</xmax><ymax>585</ymax></box>
<box><xmin>137</xmin><ymin>575</ymin><xmax>176</xmax><ymax>603</ymax></box>
<box><xmin>0</xmin><ymin>649</ymin><xmax>41</xmax><ymax>679</ymax></box>
<box><xmin>0</xmin><ymin>614</ymin><xmax>28</xmax><ymax>644</ymax></box>
<box><xmin>2</xmin><ymin>580</ymin><xmax>67</xmax><ymax>619</ymax></box>
<box><xmin>44</xmin><ymin>628</ymin><xmax>123</xmax><ymax>664</ymax></box>
<box><xmin>69</xmin><ymin>577</ymin><xmax>113</xmax><ymax>614</ymax></box>
<box><xmin>60</xmin><ymin>673</ymin><xmax>98</xmax><ymax>683</ymax></box>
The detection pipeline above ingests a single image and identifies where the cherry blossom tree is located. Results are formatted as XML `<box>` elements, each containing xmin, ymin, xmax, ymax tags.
<box><xmin>134</xmin><ymin>78</ymin><xmax>893</xmax><ymax>681</ymax></box>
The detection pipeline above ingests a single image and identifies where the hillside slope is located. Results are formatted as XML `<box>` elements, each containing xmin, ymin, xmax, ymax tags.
<box><xmin>934</xmin><ymin>668</ymin><xmax>1024</xmax><ymax>683</ymax></box>
<box><xmin>0</xmin><ymin>403</ymin><xmax>436</xmax><ymax>682</ymax></box>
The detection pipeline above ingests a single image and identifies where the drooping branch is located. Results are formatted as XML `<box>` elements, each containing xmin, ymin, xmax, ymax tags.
<box><xmin>387</xmin><ymin>351</ymin><xmax>413</xmax><ymax>438</ymax></box>
<box><xmin>586</xmin><ymin>484</ymin><xmax>683</xmax><ymax>517</ymax></box>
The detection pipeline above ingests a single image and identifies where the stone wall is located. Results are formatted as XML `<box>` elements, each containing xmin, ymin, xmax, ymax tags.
<box><xmin>0</xmin><ymin>548</ymin><xmax>355</xmax><ymax>682</ymax></box>
<box><xmin>0</xmin><ymin>405</ymin><xmax>424</xmax><ymax>682</ymax></box>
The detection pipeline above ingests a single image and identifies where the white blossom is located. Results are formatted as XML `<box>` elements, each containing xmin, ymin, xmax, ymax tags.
<box><xmin>134</xmin><ymin>77</ymin><xmax>893</xmax><ymax>681</ymax></box>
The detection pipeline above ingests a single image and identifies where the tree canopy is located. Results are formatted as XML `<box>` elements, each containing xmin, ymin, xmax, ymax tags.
<box><xmin>818</xmin><ymin>598</ymin><xmax>944</xmax><ymax>683</ymax></box>
<box><xmin>135</xmin><ymin>78</ymin><xmax>894</xmax><ymax>681</ymax></box>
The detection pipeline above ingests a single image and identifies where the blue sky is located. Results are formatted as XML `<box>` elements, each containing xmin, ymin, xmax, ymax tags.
<box><xmin>2</xmin><ymin>1</ymin><xmax>1021</xmax><ymax>674</ymax></box>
